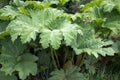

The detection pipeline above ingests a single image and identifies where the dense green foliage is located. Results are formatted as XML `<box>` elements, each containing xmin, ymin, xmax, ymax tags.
<box><xmin>0</xmin><ymin>0</ymin><xmax>120</xmax><ymax>80</ymax></box>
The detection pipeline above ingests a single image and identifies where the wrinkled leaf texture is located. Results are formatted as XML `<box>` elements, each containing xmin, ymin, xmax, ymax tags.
<box><xmin>7</xmin><ymin>7</ymin><xmax>81</xmax><ymax>49</ymax></box>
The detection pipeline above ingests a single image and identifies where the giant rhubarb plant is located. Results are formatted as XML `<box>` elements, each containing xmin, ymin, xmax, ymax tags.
<box><xmin>0</xmin><ymin>0</ymin><xmax>119</xmax><ymax>80</ymax></box>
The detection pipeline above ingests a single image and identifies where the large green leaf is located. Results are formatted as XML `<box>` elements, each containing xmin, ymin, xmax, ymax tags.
<box><xmin>0</xmin><ymin>39</ymin><xmax>38</xmax><ymax>80</ymax></box>
<box><xmin>72</xmin><ymin>27</ymin><xmax>115</xmax><ymax>58</ymax></box>
<box><xmin>29</xmin><ymin>8</ymin><xmax>62</xmax><ymax>28</ymax></box>
<box><xmin>7</xmin><ymin>8</ymin><xmax>63</xmax><ymax>43</ymax></box>
<box><xmin>14</xmin><ymin>53</ymin><xmax>38</xmax><ymax>79</ymax></box>
<box><xmin>49</xmin><ymin>66</ymin><xmax>87</xmax><ymax>80</ymax></box>
<box><xmin>7</xmin><ymin>15</ymin><xmax>39</xmax><ymax>43</ymax></box>
<box><xmin>40</xmin><ymin>17</ymin><xmax>81</xmax><ymax>49</ymax></box>
<box><xmin>7</xmin><ymin>7</ymin><xmax>81</xmax><ymax>49</ymax></box>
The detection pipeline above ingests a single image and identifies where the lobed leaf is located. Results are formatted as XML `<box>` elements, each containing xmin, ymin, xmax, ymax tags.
<box><xmin>0</xmin><ymin>39</ymin><xmax>38</xmax><ymax>80</ymax></box>
<box><xmin>40</xmin><ymin>17</ymin><xmax>81</xmax><ymax>49</ymax></box>
<box><xmin>72</xmin><ymin>27</ymin><xmax>115</xmax><ymax>58</ymax></box>
<box><xmin>49</xmin><ymin>66</ymin><xmax>87</xmax><ymax>80</ymax></box>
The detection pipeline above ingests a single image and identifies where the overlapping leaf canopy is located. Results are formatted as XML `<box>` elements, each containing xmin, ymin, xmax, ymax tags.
<box><xmin>0</xmin><ymin>0</ymin><xmax>119</xmax><ymax>79</ymax></box>
<box><xmin>6</xmin><ymin>7</ymin><xmax>81</xmax><ymax>49</ymax></box>
<box><xmin>82</xmin><ymin>0</ymin><xmax>120</xmax><ymax>34</ymax></box>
